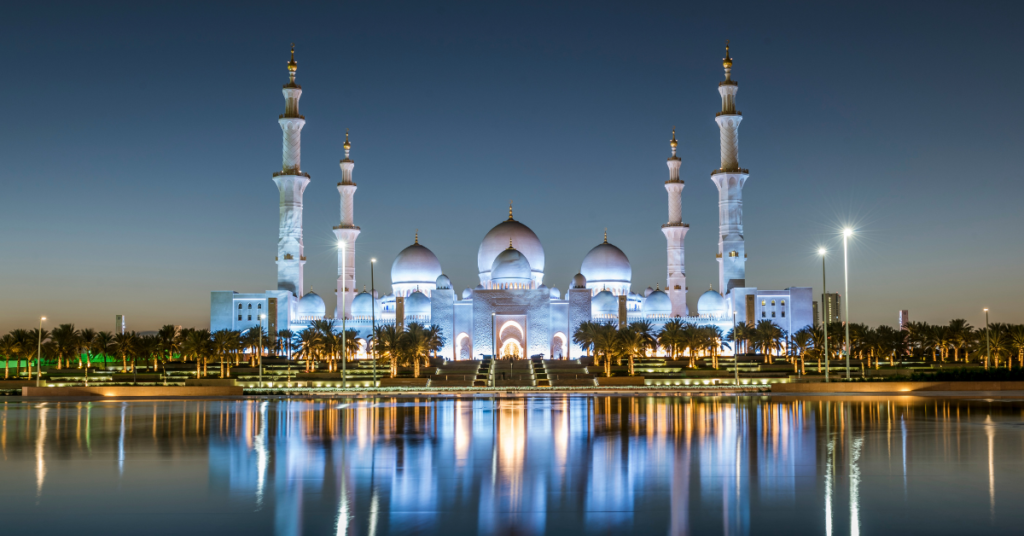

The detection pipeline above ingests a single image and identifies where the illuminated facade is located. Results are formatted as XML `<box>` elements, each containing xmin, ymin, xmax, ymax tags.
<box><xmin>209</xmin><ymin>44</ymin><xmax>814</xmax><ymax>355</ymax></box>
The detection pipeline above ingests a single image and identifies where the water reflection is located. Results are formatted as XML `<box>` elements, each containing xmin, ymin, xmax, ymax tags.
<box><xmin>1</xmin><ymin>396</ymin><xmax>1024</xmax><ymax>535</ymax></box>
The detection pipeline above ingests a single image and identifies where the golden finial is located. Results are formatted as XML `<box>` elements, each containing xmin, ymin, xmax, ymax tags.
<box><xmin>343</xmin><ymin>129</ymin><xmax>351</xmax><ymax>151</ymax></box>
<box><xmin>656</xmin><ymin>283</ymin><xmax>660</xmax><ymax>291</ymax></box>
<box><xmin>603</xmin><ymin>228</ymin><xmax>608</xmax><ymax>244</ymax></box>
<box><xmin>723</xmin><ymin>40</ymin><xmax>732</xmax><ymax>69</ymax></box>
<box><xmin>508</xmin><ymin>237</ymin><xmax>515</xmax><ymax>250</ymax></box>
<box><xmin>709</xmin><ymin>284</ymin><xmax>713</xmax><ymax>291</ymax></box>
<box><xmin>508</xmin><ymin>200</ymin><xmax>514</xmax><ymax>221</ymax></box>
<box><xmin>670</xmin><ymin>127</ymin><xmax>678</xmax><ymax>149</ymax></box>
<box><xmin>288</xmin><ymin>43</ymin><xmax>297</xmax><ymax>72</ymax></box>
<box><xmin>414</xmin><ymin>230</ymin><xmax>419</xmax><ymax>245</ymax></box>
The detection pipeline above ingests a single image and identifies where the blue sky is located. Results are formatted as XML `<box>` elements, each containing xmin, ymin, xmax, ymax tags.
<box><xmin>2</xmin><ymin>0</ymin><xmax>1022</xmax><ymax>332</ymax></box>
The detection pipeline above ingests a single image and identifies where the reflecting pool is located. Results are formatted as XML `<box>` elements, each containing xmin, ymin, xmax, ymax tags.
<box><xmin>1</xmin><ymin>395</ymin><xmax>1023</xmax><ymax>535</ymax></box>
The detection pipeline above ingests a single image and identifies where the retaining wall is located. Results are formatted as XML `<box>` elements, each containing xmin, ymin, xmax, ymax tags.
<box><xmin>22</xmin><ymin>386</ymin><xmax>244</xmax><ymax>397</ymax></box>
<box><xmin>772</xmin><ymin>381</ymin><xmax>1024</xmax><ymax>393</ymax></box>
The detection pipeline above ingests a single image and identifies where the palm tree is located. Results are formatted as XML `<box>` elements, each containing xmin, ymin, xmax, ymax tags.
<box><xmin>905</xmin><ymin>321</ymin><xmax>929</xmax><ymax>359</ymax></box>
<box><xmin>211</xmin><ymin>330</ymin><xmax>235</xmax><ymax>378</ymax></box>
<box><xmin>424</xmin><ymin>324</ymin><xmax>445</xmax><ymax>363</ymax></box>
<box><xmin>947</xmin><ymin>319</ymin><xmax>972</xmax><ymax>362</ymax></box>
<box><xmin>0</xmin><ymin>334</ymin><xmax>20</xmax><ymax>379</ymax></box>
<box><xmin>403</xmin><ymin>323</ymin><xmax>430</xmax><ymax>378</ymax></box>
<box><xmin>1008</xmin><ymin>325</ymin><xmax>1024</xmax><ymax>369</ymax></box>
<box><xmin>793</xmin><ymin>327</ymin><xmax>812</xmax><ymax>375</ymax></box>
<box><xmin>592</xmin><ymin>323</ymin><xmax>619</xmax><ymax>377</ymax></box>
<box><xmin>754</xmin><ymin>320</ymin><xmax>785</xmax><ymax>363</ymax></box>
<box><xmin>157</xmin><ymin>325</ymin><xmax>179</xmax><ymax>371</ymax></box>
<box><xmin>986</xmin><ymin>326</ymin><xmax>1012</xmax><ymax>369</ymax></box>
<box><xmin>295</xmin><ymin>329</ymin><xmax>324</xmax><ymax>373</ymax></box>
<box><xmin>277</xmin><ymin>329</ymin><xmax>294</xmax><ymax>359</ymax></box>
<box><xmin>619</xmin><ymin>322</ymin><xmax>655</xmax><ymax>376</ymax></box>
<box><xmin>51</xmin><ymin>323</ymin><xmax>79</xmax><ymax>370</ymax></box>
<box><xmin>113</xmin><ymin>331</ymin><xmax>137</xmax><ymax>373</ymax></box>
<box><xmin>572</xmin><ymin>321</ymin><xmax>599</xmax><ymax>362</ymax></box>
<box><xmin>79</xmin><ymin>328</ymin><xmax>97</xmax><ymax>370</ymax></box>
<box><xmin>659</xmin><ymin>318</ymin><xmax>685</xmax><ymax>361</ymax></box>
<box><xmin>136</xmin><ymin>335</ymin><xmax>160</xmax><ymax>381</ymax></box>
<box><xmin>182</xmin><ymin>329</ymin><xmax>212</xmax><ymax>378</ymax></box>
<box><xmin>93</xmin><ymin>331</ymin><xmax>114</xmax><ymax>370</ymax></box>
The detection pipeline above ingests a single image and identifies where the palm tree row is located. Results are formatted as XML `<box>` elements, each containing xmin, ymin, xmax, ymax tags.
<box><xmin>573</xmin><ymin>319</ymin><xmax>731</xmax><ymax>376</ymax></box>
<box><xmin>370</xmin><ymin>322</ymin><xmax>445</xmax><ymax>378</ymax></box>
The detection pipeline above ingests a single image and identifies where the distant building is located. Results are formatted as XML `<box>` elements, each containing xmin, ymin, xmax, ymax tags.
<box><xmin>822</xmin><ymin>293</ymin><xmax>841</xmax><ymax>324</ymax></box>
<box><xmin>899</xmin><ymin>310</ymin><xmax>909</xmax><ymax>330</ymax></box>
<box><xmin>115</xmin><ymin>315</ymin><xmax>126</xmax><ymax>335</ymax></box>
<box><xmin>812</xmin><ymin>301</ymin><xmax>819</xmax><ymax>328</ymax></box>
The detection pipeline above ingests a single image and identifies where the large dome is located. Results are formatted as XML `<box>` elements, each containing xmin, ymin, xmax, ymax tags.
<box><xmin>644</xmin><ymin>290</ymin><xmax>671</xmax><ymax>317</ymax></box>
<box><xmin>490</xmin><ymin>247</ymin><xmax>532</xmax><ymax>285</ymax></box>
<box><xmin>391</xmin><ymin>242</ymin><xmax>443</xmax><ymax>287</ymax></box>
<box><xmin>297</xmin><ymin>291</ymin><xmax>326</xmax><ymax>318</ymax></box>
<box><xmin>580</xmin><ymin>242</ymin><xmax>631</xmax><ymax>285</ymax></box>
<box><xmin>478</xmin><ymin>219</ymin><xmax>545</xmax><ymax>281</ymax></box>
<box><xmin>350</xmin><ymin>291</ymin><xmax>379</xmax><ymax>318</ymax></box>
<box><xmin>592</xmin><ymin>290</ymin><xmax>618</xmax><ymax>317</ymax></box>
<box><xmin>405</xmin><ymin>291</ymin><xmax>431</xmax><ymax>317</ymax></box>
<box><xmin>698</xmin><ymin>288</ymin><xmax>727</xmax><ymax>316</ymax></box>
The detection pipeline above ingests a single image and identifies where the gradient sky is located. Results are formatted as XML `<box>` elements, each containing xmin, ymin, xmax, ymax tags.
<box><xmin>3</xmin><ymin>0</ymin><xmax>1022</xmax><ymax>333</ymax></box>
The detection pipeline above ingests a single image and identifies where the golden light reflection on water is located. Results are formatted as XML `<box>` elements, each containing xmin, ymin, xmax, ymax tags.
<box><xmin>1</xmin><ymin>396</ymin><xmax>1023</xmax><ymax>535</ymax></box>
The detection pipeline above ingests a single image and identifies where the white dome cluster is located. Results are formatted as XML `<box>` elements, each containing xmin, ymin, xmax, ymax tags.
<box><xmin>698</xmin><ymin>288</ymin><xmax>727</xmax><ymax>316</ymax></box>
<box><xmin>478</xmin><ymin>217</ymin><xmax>545</xmax><ymax>285</ymax></box>
<box><xmin>490</xmin><ymin>246</ymin><xmax>532</xmax><ymax>286</ymax></box>
<box><xmin>297</xmin><ymin>291</ymin><xmax>326</xmax><ymax>318</ymax></box>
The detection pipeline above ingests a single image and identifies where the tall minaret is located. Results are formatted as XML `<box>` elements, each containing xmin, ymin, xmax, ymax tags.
<box><xmin>333</xmin><ymin>130</ymin><xmax>360</xmax><ymax>319</ymax></box>
<box><xmin>711</xmin><ymin>41</ymin><xmax>749</xmax><ymax>295</ymax></box>
<box><xmin>661</xmin><ymin>128</ymin><xmax>689</xmax><ymax>317</ymax></box>
<box><xmin>273</xmin><ymin>44</ymin><xmax>310</xmax><ymax>298</ymax></box>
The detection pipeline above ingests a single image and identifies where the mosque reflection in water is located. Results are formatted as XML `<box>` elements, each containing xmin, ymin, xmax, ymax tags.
<box><xmin>2</xmin><ymin>396</ymin><xmax>1023</xmax><ymax>535</ymax></box>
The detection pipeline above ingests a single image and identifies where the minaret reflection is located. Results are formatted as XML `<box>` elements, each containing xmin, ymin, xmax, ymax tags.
<box><xmin>986</xmin><ymin>414</ymin><xmax>995</xmax><ymax>518</ymax></box>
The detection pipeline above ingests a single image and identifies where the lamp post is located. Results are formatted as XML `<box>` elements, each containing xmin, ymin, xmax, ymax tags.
<box><xmin>984</xmin><ymin>308</ymin><xmax>990</xmax><ymax>370</ymax></box>
<box><xmin>258</xmin><ymin>314</ymin><xmax>266</xmax><ymax>388</ymax></box>
<box><xmin>819</xmin><ymin>248</ymin><xmax>830</xmax><ymax>383</ymax></box>
<box><xmin>37</xmin><ymin>316</ymin><xmax>46</xmax><ymax>387</ymax></box>
<box><xmin>491</xmin><ymin>312</ymin><xmax>496</xmax><ymax>387</ymax></box>
<box><xmin>842</xmin><ymin>228</ymin><xmax>853</xmax><ymax>380</ymax></box>
<box><xmin>370</xmin><ymin>258</ymin><xmax>377</xmax><ymax>389</ymax></box>
<box><xmin>340</xmin><ymin>241</ymin><xmax>347</xmax><ymax>389</ymax></box>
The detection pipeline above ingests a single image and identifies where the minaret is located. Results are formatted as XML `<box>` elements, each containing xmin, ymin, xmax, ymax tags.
<box><xmin>711</xmin><ymin>41</ymin><xmax>749</xmax><ymax>295</ymax></box>
<box><xmin>661</xmin><ymin>128</ymin><xmax>689</xmax><ymax>317</ymax></box>
<box><xmin>273</xmin><ymin>44</ymin><xmax>310</xmax><ymax>298</ymax></box>
<box><xmin>334</xmin><ymin>130</ymin><xmax>360</xmax><ymax>319</ymax></box>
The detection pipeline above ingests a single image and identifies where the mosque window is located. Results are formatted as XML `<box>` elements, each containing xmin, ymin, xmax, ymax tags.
<box><xmin>248</xmin><ymin>303</ymin><xmax>252</xmax><ymax>309</ymax></box>
<box><xmin>238</xmin><ymin>304</ymin><xmax>242</xmax><ymax>310</ymax></box>
<box><xmin>761</xmin><ymin>300</ymin><xmax>766</xmax><ymax>306</ymax></box>
<box><xmin>258</xmin><ymin>303</ymin><xmax>262</xmax><ymax>309</ymax></box>
<box><xmin>771</xmin><ymin>311</ymin><xmax>776</xmax><ymax>317</ymax></box>
<box><xmin>238</xmin><ymin>315</ymin><xmax>242</xmax><ymax>321</ymax></box>
<box><xmin>762</xmin><ymin>311</ymin><xmax>766</xmax><ymax>318</ymax></box>
<box><xmin>771</xmin><ymin>300</ymin><xmax>775</xmax><ymax>306</ymax></box>
<box><xmin>247</xmin><ymin>315</ymin><xmax>252</xmax><ymax>321</ymax></box>
<box><xmin>781</xmin><ymin>311</ymin><xmax>786</xmax><ymax>318</ymax></box>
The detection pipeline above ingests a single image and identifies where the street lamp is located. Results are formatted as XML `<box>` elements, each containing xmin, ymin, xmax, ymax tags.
<box><xmin>984</xmin><ymin>308</ymin><xmax>990</xmax><ymax>370</ymax></box>
<box><xmin>733</xmin><ymin>311</ymin><xmax>738</xmax><ymax>387</ymax></box>
<box><xmin>339</xmin><ymin>241</ymin><xmax>347</xmax><ymax>389</ymax></box>
<box><xmin>258</xmin><ymin>314</ymin><xmax>266</xmax><ymax>388</ymax></box>
<box><xmin>37</xmin><ymin>316</ymin><xmax>46</xmax><ymax>387</ymax></box>
<box><xmin>370</xmin><ymin>258</ymin><xmax>377</xmax><ymax>388</ymax></box>
<box><xmin>842</xmin><ymin>228</ymin><xmax>853</xmax><ymax>380</ymax></box>
<box><xmin>818</xmin><ymin>248</ymin><xmax>830</xmax><ymax>383</ymax></box>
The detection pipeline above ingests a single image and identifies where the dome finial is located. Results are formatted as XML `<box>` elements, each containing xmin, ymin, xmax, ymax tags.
<box><xmin>709</xmin><ymin>284</ymin><xmax>713</xmax><ymax>291</ymax></box>
<box><xmin>508</xmin><ymin>200</ymin><xmax>514</xmax><ymax>221</ymax></box>
<box><xmin>343</xmin><ymin>128</ymin><xmax>351</xmax><ymax>153</ymax></box>
<box><xmin>287</xmin><ymin>43</ymin><xmax>298</xmax><ymax>79</ymax></box>
<box><xmin>723</xmin><ymin>40</ymin><xmax>733</xmax><ymax>79</ymax></box>
<box><xmin>603</xmin><ymin>228</ymin><xmax>608</xmax><ymax>244</ymax></box>
<box><xmin>508</xmin><ymin>236</ymin><xmax>514</xmax><ymax>250</ymax></box>
<box><xmin>656</xmin><ymin>283</ymin><xmax>660</xmax><ymax>291</ymax></box>
<box><xmin>414</xmin><ymin>229</ymin><xmax>419</xmax><ymax>245</ymax></box>
<box><xmin>670</xmin><ymin>126</ymin><xmax>678</xmax><ymax>150</ymax></box>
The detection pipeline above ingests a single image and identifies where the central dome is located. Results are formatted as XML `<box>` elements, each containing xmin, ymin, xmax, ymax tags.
<box><xmin>391</xmin><ymin>242</ymin><xmax>443</xmax><ymax>287</ymax></box>
<box><xmin>490</xmin><ymin>246</ymin><xmax>532</xmax><ymax>285</ymax></box>
<box><xmin>581</xmin><ymin>242</ymin><xmax>631</xmax><ymax>285</ymax></box>
<box><xmin>478</xmin><ymin>218</ymin><xmax>544</xmax><ymax>283</ymax></box>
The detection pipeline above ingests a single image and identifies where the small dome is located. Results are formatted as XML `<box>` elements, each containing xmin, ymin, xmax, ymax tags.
<box><xmin>350</xmin><ymin>291</ymin><xmax>379</xmax><ymax>318</ymax></box>
<box><xmin>644</xmin><ymin>290</ymin><xmax>671</xmax><ymax>317</ymax></box>
<box><xmin>478</xmin><ymin>219</ymin><xmax>545</xmax><ymax>281</ymax></box>
<box><xmin>571</xmin><ymin>273</ymin><xmax>587</xmax><ymax>289</ymax></box>
<box><xmin>462</xmin><ymin>287</ymin><xmax>474</xmax><ymax>299</ymax></box>
<box><xmin>391</xmin><ymin>243</ymin><xmax>443</xmax><ymax>287</ymax></box>
<box><xmin>698</xmin><ymin>288</ymin><xmax>727</xmax><ymax>316</ymax></box>
<box><xmin>297</xmin><ymin>291</ymin><xmax>326</xmax><ymax>317</ymax></box>
<box><xmin>592</xmin><ymin>290</ymin><xmax>618</xmax><ymax>317</ymax></box>
<box><xmin>490</xmin><ymin>247</ymin><xmax>532</xmax><ymax>284</ymax></box>
<box><xmin>581</xmin><ymin>242</ymin><xmax>631</xmax><ymax>286</ymax></box>
<box><xmin>405</xmin><ymin>291</ymin><xmax>431</xmax><ymax>317</ymax></box>
<box><xmin>644</xmin><ymin>286</ymin><xmax>655</xmax><ymax>297</ymax></box>
<box><xmin>436</xmin><ymin>274</ymin><xmax>452</xmax><ymax>289</ymax></box>
<box><xmin>549</xmin><ymin>287</ymin><xmax>561</xmax><ymax>299</ymax></box>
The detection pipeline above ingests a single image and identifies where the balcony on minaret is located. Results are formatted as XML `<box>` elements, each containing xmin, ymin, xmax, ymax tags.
<box><xmin>333</xmin><ymin>223</ymin><xmax>361</xmax><ymax>230</ymax></box>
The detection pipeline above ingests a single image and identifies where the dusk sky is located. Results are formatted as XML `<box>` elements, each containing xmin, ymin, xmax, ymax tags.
<box><xmin>3</xmin><ymin>0</ymin><xmax>1022</xmax><ymax>333</ymax></box>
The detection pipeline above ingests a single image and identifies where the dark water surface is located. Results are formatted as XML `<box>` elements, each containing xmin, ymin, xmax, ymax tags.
<box><xmin>1</xmin><ymin>395</ymin><xmax>1022</xmax><ymax>535</ymax></box>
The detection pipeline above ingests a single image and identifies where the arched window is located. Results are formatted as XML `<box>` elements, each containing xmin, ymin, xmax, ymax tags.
<box><xmin>781</xmin><ymin>300</ymin><xmax>786</xmax><ymax>307</ymax></box>
<box><xmin>761</xmin><ymin>300</ymin><xmax>766</xmax><ymax>306</ymax></box>
<box><xmin>762</xmin><ymin>311</ymin><xmax>766</xmax><ymax>318</ymax></box>
<box><xmin>238</xmin><ymin>303</ymin><xmax>242</xmax><ymax>310</ymax></box>
<box><xmin>771</xmin><ymin>300</ymin><xmax>775</xmax><ymax>306</ymax></box>
<box><xmin>248</xmin><ymin>303</ymin><xmax>252</xmax><ymax>309</ymax></box>
<box><xmin>258</xmin><ymin>303</ymin><xmax>262</xmax><ymax>309</ymax></box>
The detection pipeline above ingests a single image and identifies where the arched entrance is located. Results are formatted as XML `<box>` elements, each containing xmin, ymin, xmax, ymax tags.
<box><xmin>551</xmin><ymin>332</ymin><xmax>567</xmax><ymax>359</ymax></box>
<box><xmin>455</xmin><ymin>333</ymin><xmax>472</xmax><ymax>361</ymax></box>
<box><xmin>500</xmin><ymin>339</ymin><xmax>523</xmax><ymax>360</ymax></box>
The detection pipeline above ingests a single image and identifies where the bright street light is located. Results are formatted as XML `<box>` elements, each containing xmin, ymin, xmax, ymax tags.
<box><xmin>842</xmin><ymin>228</ymin><xmax>854</xmax><ymax>380</ymax></box>
<box><xmin>984</xmin><ymin>308</ymin><xmax>990</xmax><ymax>370</ymax></box>
<box><xmin>817</xmin><ymin>249</ymin><xmax>829</xmax><ymax>383</ymax></box>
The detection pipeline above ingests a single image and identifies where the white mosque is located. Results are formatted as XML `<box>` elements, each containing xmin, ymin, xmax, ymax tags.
<box><xmin>210</xmin><ymin>44</ymin><xmax>813</xmax><ymax>359</ymax></box>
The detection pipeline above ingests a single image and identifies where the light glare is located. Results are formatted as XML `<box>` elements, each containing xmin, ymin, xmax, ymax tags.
<box><xmin>843</xmin><ymin>228</ymin><xmax>854</xmax><ymax>237</ymax></box>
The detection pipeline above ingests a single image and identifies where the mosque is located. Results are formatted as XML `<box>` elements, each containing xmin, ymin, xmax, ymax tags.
<box><xmin>210</xmin><ymin>44</ymin><xmax>813</xmax><ymax>359</ymax></box>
